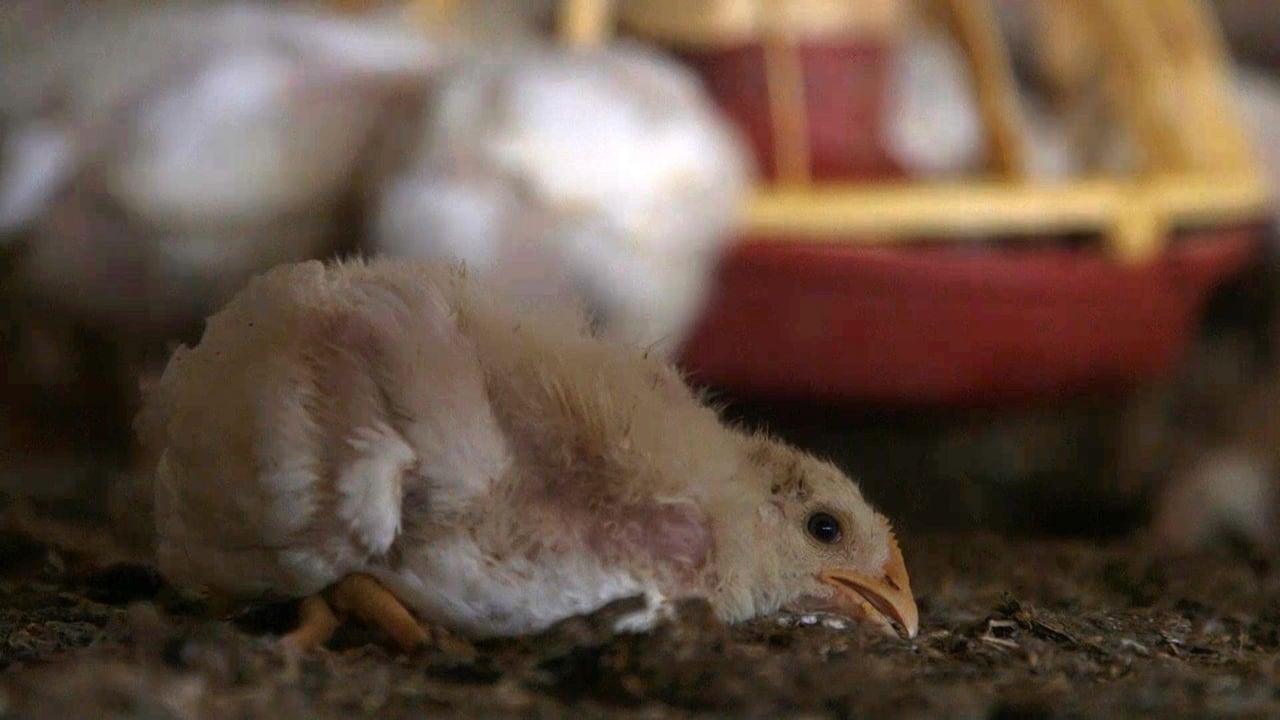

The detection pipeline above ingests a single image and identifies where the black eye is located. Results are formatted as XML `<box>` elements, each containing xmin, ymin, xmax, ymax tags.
<box><xmin>806</xmin><ymin>512</ymin><xmax>842</xmax><ymax>544</ymax></box>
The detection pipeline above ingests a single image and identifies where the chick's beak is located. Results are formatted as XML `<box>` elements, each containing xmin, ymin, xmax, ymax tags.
<box><xmin>818</xmin><ymin>533</ymin><xmax>918</xmax><ymax>638</ymax></box>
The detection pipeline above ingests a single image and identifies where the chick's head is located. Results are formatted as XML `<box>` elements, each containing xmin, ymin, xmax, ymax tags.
<box><xmin>709</xmin><ymin>435</ymin><xmax>918</xmax><ymax>638</ymax></box>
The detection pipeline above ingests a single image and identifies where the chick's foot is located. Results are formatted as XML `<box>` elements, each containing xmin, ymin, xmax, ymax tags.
<box><xmin>280</xmin><ymin>594</ymin><xmax>341</xmax><ymax>653</ymax></box>
<box><xmin>280</xmin><ymin>573</ymin><xmax>475</xmax><ymax>660</ymax></box>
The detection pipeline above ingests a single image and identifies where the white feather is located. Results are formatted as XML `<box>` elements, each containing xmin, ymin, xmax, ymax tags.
<box><xmin>339</xmin><ymin>423</ymin><xmax>415</xmax><ymax>556</ymax></box>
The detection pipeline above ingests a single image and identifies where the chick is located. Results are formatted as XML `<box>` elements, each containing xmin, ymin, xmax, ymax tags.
<box><xmin>369</xmin><ymin>41</ymin><xmax>751</xmax><ymax>358</ymax></box>
<box><xmin>138</xmin><ymin>258</ymin><xmax>916</xmax><ymax>650</ymax></box>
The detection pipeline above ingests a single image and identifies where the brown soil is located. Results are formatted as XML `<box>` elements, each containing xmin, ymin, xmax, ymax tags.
<box><xmin>2</xmin><ymin>508</ymin><xmax>1278</xmax><ymax>720</ymax></box>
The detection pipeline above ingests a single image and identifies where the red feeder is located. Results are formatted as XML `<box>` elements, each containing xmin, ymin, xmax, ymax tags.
<box><xmin>680</xmin><ymin>226</ymin><xmax>1263</xmax><ymax>406</ymax></box>
<box><xmin>604</xmin><ymin>0</ymin><xmax>1275</xmax><ymax>405</ymax></box>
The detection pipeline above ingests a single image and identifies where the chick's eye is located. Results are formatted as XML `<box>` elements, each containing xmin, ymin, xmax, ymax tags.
<box><xmin>806</xmin><ymin>512</ymin><xmax>842</xmax><ymax>544</ymax></box>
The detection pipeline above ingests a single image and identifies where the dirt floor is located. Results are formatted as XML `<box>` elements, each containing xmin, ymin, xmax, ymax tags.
<box><xmin>2</xmin><ymin>502</ymin><xmax>1279</xmax><ymax>720</ymax></box>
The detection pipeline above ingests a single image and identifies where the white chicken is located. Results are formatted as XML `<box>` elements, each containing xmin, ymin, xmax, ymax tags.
<box><xmin>369</xmin><ymin>40</ymin><xmax>753</xmax><ymax>358</ymax></box>
<box><xmin>883</xmin><ymin>22</ymin><xmax>987</xmax><ymax>179</ymax></box>
<box><xmin>0</xmin><ymin>2</ymin><xmax>438</xmax><ymax>347</ymax></box>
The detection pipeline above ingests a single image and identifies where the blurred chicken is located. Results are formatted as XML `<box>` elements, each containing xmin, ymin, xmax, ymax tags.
<box><xmin>369</xmin><ymin>41</ymin><xmax>752</xmax><ymax>357</ymax></box>
<box><xmin>138</xmin><ymin>258</ymin><xmax>916</xmax><ymax>650</ymax></box>
<box><xmin>883</xmin><ymin>21</ymin><xmax>986</xmax><ymax>179</ymax></box>
<box><xmin>0</xmin><ymin>1</ymin><xmax>437</xmax><ymax>364</ymax></box>
<box><xmin>1147</xmin><ymin>325</ymin><xmax>1280</xmax><ymax>554</ymax></box>
<box><xmin>1233</xmin><ymin>67</ymin><xmax>1280</xmax><ymax>230</ymax></box>
<box><xmin>1154</xmin><ymin>442</ymin><xmax>1276</xmax><ymax>553</ymax></box>
<box><xmin>0</xmin><ymin>2</ymin><xmax>440</xmax><ymax>515</ymax></box>
<box><xmin>879</xmin><ymin>6</ymin><xmax>1090</xmax><ymax>181</ymax></box>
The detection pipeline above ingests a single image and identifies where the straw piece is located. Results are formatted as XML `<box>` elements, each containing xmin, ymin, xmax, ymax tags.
<box><xmin>935</xmin><ymin>0</ymin><xmax>1028</xmax><ymax>179</ymax></box>
<box><xmin>739</xmin><ymin>173</ymin><xmax>1269</xmax><ymax>256</ymax></box>
<box><xmin>558</xmin><ymin>0</ymin><xmax>614</xmax><ymax>47</ymax></box>
<box><xmin>762</xmin><ymin>28</ymin><xmax>812</xmax><ymax>186</ymax></box>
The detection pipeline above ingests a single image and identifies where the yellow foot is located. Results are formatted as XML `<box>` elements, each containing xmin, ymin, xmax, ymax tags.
<box><xmin>279</xmin><ymin>573</ymin><xmax>475</xmax><ymax>660</ymax></box>
<box><xmin>280</xmin><ymin>594</ymin><xmax>341</xmax><ymax>654</ymax></box>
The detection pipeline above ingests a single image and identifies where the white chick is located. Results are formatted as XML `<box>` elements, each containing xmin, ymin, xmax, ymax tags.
<box><xmin>880</xmin><ymin>13</ymin><xmax>1123</xmax><ymax>181</ymax></box>
<box><xmin>1233</xmin><ymin>67</ymin><xmax>1280</xmax><ymax>229</ymax></box>
<box><xmin>883</xmin><ymin>24</ymin><xmax>986</xmax><ymax>179</ymax></box>
<box><xmin>0</xmin><ymin>2</ymin><xmax>438</xmax><ymax>342</ymax></box>
<box><xmin>1154</xmin><ymin>443</ymin><xmax>1276</xmax><ymax>552</ymax></box>
<box><xmin>370</xmin><ymin>40</ymin><xmax>752</xmax><ymax>358</ymax></box>
<box><xmin>1150</xmin><ymin>336</ymin><xmax>1280</xmax><ymax>553</ymax></box>
<box><xmin>138</xmin><ymin>257</ymin><xmax>916</xmax><ymax>651</ymax></box>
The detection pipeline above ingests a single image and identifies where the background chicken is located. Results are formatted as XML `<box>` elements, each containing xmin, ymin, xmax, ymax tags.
<box><xmin>0</xmin><ymin>2</ymin><xmax>435</xmax><ymax>345</ymax></box>
<box><xmin>369</xmin><ymin>40</ymin><xmax>752</xmax><ymax>356</ymax></box>
<box><xmin>0</xmin><ymin>2</ymin><xmax>440</xmax><ymax>483</ymax></box>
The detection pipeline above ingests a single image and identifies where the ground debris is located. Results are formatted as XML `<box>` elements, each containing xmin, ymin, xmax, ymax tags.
<box><xmin>998</xmin><ymin>594</ymin><xmax>1080</xmax><ymax>648</ymax></box>
<box><xmin>2</xmin><ymin>525</ymin><xmax>1280</xmax><ymax>719</ymax></box>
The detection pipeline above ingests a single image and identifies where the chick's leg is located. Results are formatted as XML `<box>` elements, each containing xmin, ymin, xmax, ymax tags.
<box><xmin>280</xmin><ymin>595</ymin><xmax>341</xmax><ymax>653</ymax></box>
<box><xmin>329</xmin><ymin>574</ymin><xmax>478</xmax><ymax>658</ymax></box>
<box><xmin>326</xmin><ymin>573</ymin><xmax>428</xmax><ymax>650</ymax></box>
<box><xmin>278</xmin><ymin>574</ymin><xmax>473</xmax><ymax>657</ymax></box>
<box><xmin>277</xmin><ymin>577</ymin><xmax>415</xmax><ymax>653</ymax></box>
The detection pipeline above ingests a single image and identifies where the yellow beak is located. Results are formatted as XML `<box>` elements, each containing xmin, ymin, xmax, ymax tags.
<box><xmin>818</xmin><ymin>532</ymin><xmax>918</xmax><ymax>638</ymax></box>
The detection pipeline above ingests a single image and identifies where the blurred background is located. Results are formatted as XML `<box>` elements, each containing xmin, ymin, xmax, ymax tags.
<box><xmin>3</xmin><ymin>0</ymin><xmax>1280</xmax><ymax>556</ymax></box>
